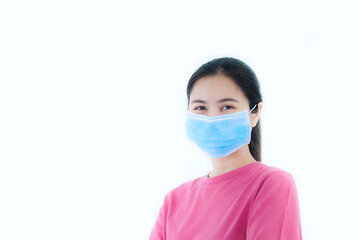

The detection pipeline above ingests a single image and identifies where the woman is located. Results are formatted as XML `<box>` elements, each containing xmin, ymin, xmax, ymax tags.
<box><xmin>149</xmin><ymin>57</ymin><xmax>302</xmax><ymax>240</ymax></box>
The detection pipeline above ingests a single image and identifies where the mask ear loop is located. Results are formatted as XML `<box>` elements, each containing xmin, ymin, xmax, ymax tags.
<box><xmin>248</xmin><ymin>103</ymin><xmax>258</xmax><ymax>134</ymax></box>
<box><xmin>248</xmin><ymin>103</ymin><xmax>258</xmax><ymax>113</ymax></box>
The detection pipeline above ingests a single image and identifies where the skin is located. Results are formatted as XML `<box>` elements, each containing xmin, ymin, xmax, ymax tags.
<box><xmin>188</xmin><ymin>74</ymin><xmax>263</xmax><ymax>178</ymax></box>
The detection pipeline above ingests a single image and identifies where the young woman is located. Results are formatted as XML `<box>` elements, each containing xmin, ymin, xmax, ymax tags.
<box><xmin>149</xmin><ymin>57</ymin><xmax>302</xmax><ymax>240</ymax></box>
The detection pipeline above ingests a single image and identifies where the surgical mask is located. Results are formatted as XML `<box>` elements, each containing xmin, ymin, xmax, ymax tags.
<box><xmin>185</xmin><ymin>104</ymin><xmax>257</xmax><ymax>159</ymax></box>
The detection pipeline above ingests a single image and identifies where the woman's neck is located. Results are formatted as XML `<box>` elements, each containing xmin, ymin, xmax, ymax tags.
<box><xmin>208</xmin><ymin>146</ymin><xmax>256</xmax><ymax>178</ymax></box>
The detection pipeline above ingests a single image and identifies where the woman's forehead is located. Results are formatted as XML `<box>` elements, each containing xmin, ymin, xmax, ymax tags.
<box><xmin>190</xmin><ymin>75</ymin><xmax>247</xmax><ymax>103</ymax></box>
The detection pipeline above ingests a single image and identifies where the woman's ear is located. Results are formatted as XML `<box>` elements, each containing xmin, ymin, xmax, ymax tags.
<box><xmin>251</xmin><ymin>102</ymin><xmax>263</xmax><ymax>128</ymax></box>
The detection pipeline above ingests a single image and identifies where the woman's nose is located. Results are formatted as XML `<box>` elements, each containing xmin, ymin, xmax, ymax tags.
<box><xmin>207</xmin><ymin>109</ymin><xmax>220</xmax><ymax>117</ymax></box>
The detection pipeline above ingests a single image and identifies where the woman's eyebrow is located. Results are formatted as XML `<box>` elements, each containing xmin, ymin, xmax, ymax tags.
<box><xmin>191</xmin><ymin>98</ymin><xmax>240</xmax><ymax>104</ymax></box>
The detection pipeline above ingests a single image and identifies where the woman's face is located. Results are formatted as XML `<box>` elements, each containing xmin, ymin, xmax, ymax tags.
<box><xmin>188</xmin><ymin>74</ymin><xmax>261</xmax><ymax>127</ymax></box>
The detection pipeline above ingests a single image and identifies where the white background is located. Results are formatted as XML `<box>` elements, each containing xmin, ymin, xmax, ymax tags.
<box><xmin>1</xmin><ymin>0</ymin><xmax>360</xmax><ymax>239</ymax></box>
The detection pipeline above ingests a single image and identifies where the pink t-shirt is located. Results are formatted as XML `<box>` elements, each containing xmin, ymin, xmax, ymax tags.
<box><xmin>149</xmin><ymin>161</ymin><xmax>302</xmax><ymax>240</ymax></box>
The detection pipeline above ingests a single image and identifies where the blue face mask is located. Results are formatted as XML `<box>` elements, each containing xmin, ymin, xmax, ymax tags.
<box><xmin>185</xmin><ymin>104</ymin><xmax>257</xmax><ymax>159</ymax></box>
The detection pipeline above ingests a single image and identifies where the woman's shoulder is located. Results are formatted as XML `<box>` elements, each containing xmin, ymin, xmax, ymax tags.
<box><xmin>163</xmin><ymin>175</ymin><xmax>204</xmax><ymax>200</ymax></box>
<box><xmin>255</xmin><ymin>162</ymin><xmax>298</xmax><ymax>190</ymax></box>
<box><xmin>164</xmin><ymin>162</ymin><xmax>297</xmax><ymax>199</ymax></box>
<box><xmin>257</xmin><ymin>162</ymin><xmax>293</xmax><ymax>176</ymax></box>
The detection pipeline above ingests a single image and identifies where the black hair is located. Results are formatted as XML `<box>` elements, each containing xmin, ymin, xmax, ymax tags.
<box><xmin>186</xmin><ymin>57</ymin><xmax>263</xmax><ymax>162</ymax></box>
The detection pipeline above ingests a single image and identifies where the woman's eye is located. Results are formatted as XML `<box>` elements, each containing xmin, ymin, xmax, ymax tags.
<box><xmin>193</xmin><ymin>105</ymin><xmax>234</xmax><ymax>111</ymax></box>
<box><xmin>222</xmin><ymin>105</ymin><xmax>234</xmax><ymax>110</ymax></box>
<box><xmin>194</xmin><ymin>106</ymin><xmax>206</xmax><ymax>110</ymax></box>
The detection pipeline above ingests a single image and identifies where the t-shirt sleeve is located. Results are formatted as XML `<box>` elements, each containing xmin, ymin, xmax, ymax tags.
<box><xmin>246</xmin><ymin>172</ymin><xmax>302</xmax><ymax>240</ymax></box>
<box><xmin>149</xmin><ymin>193</ymin><xmax>169</xmax><ymax>240</ymax></box>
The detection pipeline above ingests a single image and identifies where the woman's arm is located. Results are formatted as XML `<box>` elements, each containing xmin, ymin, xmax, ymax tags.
<box><xmin>246</xmin><ymin>172</ymin><xmax>302</xmax><ymax>240</ymax></box>
<box><xmin>149</xmin><ymin>193</ymin><xmax>169</xmax><ymax>240</ymax></box>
